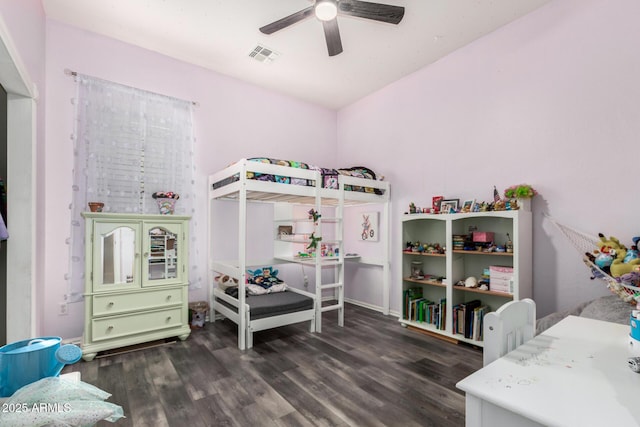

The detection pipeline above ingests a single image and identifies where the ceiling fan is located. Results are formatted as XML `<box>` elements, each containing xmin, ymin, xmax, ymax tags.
<box><xmin>259</xmin><ymin>0</ymin><xmax>405</xmax><ymax>57</ymax></box>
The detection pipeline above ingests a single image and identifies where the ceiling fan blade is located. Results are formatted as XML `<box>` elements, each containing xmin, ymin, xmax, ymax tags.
<box><xmin>338</xmin><ymin>0</ymin><xmax>405</xmax><ymax>25</ymax></box>
<box><xmin>322</xmin><ymin>19</ymin><xmax>343</xmax><ymax>56</ymax></box>
<box><xmin>259</xmin><ymin>6</ymin><xmax>315</xmax><ymax>34</ymax></box>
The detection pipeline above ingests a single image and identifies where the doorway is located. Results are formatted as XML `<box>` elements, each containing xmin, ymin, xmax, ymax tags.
<box><xmin>0</xmin><ymin>83</ymin><xmax>6</xmax><ymax>345</ymax></box>
<box><xmin>0</xmin><ymin>28</ymin><xmax>37</xmax><ymax>342</ymax></box>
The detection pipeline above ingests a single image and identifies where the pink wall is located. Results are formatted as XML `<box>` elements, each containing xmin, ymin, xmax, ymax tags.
<box><xmin>44</xmin><ymin>20</ymin><xmax>337</xmax><ymax>339</ymax></box>
<box><xmin>0</xmin><ymin>0</ymin><xmax>45</xmax><ymax>84</ymax></box>
<box><xmin>337</xmin><ymin>0</ymin><xmax>640</xmax><ymax>317</ymax></box>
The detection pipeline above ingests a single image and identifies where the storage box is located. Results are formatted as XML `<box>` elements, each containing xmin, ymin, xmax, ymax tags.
<box><xmin>490</xmin><ymin>265</ymin><xmax>514</xmax><ymax>294</ymax></box>
<box><xmin>490</xmin><ymin>279</ymin><xmax>513</xmax><ymax>294</ymax></box>
<box><xmin>472</xmin><ymin>231</ymin><xmax>495</xmax><ymax>243</ymax></box>
<box><xmin>490</xmin><ymin>265</ymin><xmax>514</xmax><ymax>278</ymax></box>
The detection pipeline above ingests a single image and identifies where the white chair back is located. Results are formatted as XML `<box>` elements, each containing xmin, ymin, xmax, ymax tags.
<box><xmin>483</xmin><ymin>298</ymin><xmax>536</xmax><ymax>366</ymax></box>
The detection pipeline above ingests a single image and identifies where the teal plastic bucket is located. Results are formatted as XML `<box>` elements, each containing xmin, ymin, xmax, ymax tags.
<box><xmin>0</xmin><ymin>336</ymin><xmax>81</xmax><ymax>397</ymax></box>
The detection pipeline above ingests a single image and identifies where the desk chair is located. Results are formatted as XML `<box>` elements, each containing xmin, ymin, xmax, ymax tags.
<box><xmin>483</xmin><ymin>298</ymin><xmax>536</xmax><ymax>366</ymax></box>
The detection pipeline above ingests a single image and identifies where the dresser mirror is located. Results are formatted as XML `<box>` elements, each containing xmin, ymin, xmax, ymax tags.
<box><xmin>101</xmin><ymin>226</ymin><xmax>136</xmax><ymax>285</ymax></box>
<box><xmin>147</xmin><ymin>227</ymin><xmax>178</xmax><ymax>281</ymax></box>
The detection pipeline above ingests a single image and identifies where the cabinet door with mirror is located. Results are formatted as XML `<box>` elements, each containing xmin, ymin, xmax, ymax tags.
<box><xmin>142</xmin><ymin>222</ymin><xmax>184</xmax><ymax>286</ymax></box>
<box><xmin>92</xmin><ymin>221</ymin><xmax>141</xmax><ymax>292</ymax></box>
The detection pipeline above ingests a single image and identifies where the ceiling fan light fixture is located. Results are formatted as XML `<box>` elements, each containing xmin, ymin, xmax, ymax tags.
<box><xmin>315</xmin><ymin>0</ymin><xmax>338</xmax><ymax>21</ymax></box>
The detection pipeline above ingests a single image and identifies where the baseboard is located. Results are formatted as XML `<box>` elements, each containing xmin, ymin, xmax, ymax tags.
<box><xmin>407</xmin><ymin>325</ymin><xmax>459</xmax><ymax>344</ymax></box>
<box><xmin>63</xmin><ymin>336</ymin><xmax>82</xmax><ymax>346</ymax></box>
<box><xmin>343</xmin><ymin>297</ymin><xmax>383</xmax><ymax>313</ymax></box>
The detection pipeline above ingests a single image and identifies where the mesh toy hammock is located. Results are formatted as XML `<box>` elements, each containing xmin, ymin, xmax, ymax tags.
<box><xmin>548</xmin><ymin>215</ymin><xmax>640</xmax><ymax>304</ymax></box>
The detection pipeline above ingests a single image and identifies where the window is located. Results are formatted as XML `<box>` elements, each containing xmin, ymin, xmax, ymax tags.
<box><xmin>67</xmin><ymin>74</ymin><xmax>195</xmax><ymax>301</ymax></box>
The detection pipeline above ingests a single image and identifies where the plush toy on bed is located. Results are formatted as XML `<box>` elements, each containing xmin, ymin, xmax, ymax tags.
<box><xmin>246</xmin><ymin>266</ymin><xmax>287</xmax><ymax>295</ymax></box>
<box><xmin>215</xmin><ymin>274</ymin><xmax>238</xmax><ymax>290</ymax></box>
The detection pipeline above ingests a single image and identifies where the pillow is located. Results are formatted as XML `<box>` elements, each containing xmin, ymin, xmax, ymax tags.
<box><xmin>4</xmin><ymin>377</ymin><xmax>124</xmax><ymax>426</ymax></box>
<box><xmin>247</xmin><ymin>283</ymin><xmax>287</xmax><ymax>295</ymax></box>
<box><xmin>579</xmin><ymin>295</ymin><xmax>631</xmax><ymax>325</ymax></box>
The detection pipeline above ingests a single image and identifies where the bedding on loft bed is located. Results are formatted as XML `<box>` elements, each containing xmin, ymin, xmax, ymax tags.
<box><xmin>211</xmin><ymin>157</ymin><xmax>386</xmax><ymax>195</ymax></box>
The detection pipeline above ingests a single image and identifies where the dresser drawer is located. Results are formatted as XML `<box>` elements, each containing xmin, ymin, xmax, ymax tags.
<box><xmin>91</xmin><ymin>307</ymin><xmax>183</xmax><ymax>342</ymax></box>
<box><xmin>92</xmin><ymin>288</ymin><xmax>183</xmax><ymax>316</ymax></box>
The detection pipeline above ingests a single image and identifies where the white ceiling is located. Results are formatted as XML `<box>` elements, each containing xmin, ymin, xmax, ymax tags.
<box><xmin>42</xmin><ymin>0</ymin><xmax>551</xmax><ymax>110</ymax></box>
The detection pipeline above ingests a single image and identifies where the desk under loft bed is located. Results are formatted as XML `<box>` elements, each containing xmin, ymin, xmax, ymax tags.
<box><xmin>207</xmin><ymin>158</ymin><xmax>390</xmax><ymax>350</ymax></box>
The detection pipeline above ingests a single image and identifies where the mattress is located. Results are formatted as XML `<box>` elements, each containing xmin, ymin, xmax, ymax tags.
<box><xmin>211</xmin><ymin>157</ymin><xmax>385</xmax><ymax>195</ymax></box>
<box><xmin>217</xmin><ymin>290</ymin><xmax>314</xmax><ymax>320</ymax></box>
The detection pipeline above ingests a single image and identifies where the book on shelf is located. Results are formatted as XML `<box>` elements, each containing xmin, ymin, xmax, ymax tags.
<box><xmin>409</xmin><ymin>297</ymin><xmax>426</xmax><ymax>321</ymax></box>
<box><xmin>452</xmin><ymin>299</ymin><xmax>485</xmax><ymax>339</ymax></box>
<box><xmin>435</xmin><ymin>298</ymin><xmax>446</xmax><ymax>330</ymax></box>
<box><xmin>414</xmin><ymin>298</ymin><xmax>446</xmax><ymax>329</ymax></box>
<box><xmin>403</xmin><ymin>287</ymin><xmax>423</xmax><ymax>320</ymax></box>
<box><xmin>464</xmin><ymin>300</ymin><xmax>481</xmax><ymax>339</ymax></box>
<box><xmin>472</xmin><ymin>305</ymin><xmax>488</xmax><ymax>341</ymax></box>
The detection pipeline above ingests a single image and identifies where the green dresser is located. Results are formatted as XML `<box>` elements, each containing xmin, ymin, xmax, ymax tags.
<box><xmin>80</xmin><ymin>213</ymin><xmax>191</xmax><ymax>361</ymax></box>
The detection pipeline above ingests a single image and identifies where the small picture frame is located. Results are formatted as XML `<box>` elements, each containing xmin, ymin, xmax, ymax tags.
<box><xmin>278</xmin><ymin>225</ymin><xmax>293</xmax><ymax>237</ymax></box>
<box><xmin>462</xmin><ymin>199</ymin><xmax>475</xmax><ymax>212</ymax></box>
<box><xmin>432</xmin><ymin>196</ymin><xmax>444</xmax><ymax>212</ymax></box>
<box><xmin>360</xmin><ymin>212</ymin><xmax>379</xmax><ymax>241</ymax></box>
<box><xmin>440</xmin><ymin>199</ymin><xmax>459</xmax><ymax>213</ymax></box>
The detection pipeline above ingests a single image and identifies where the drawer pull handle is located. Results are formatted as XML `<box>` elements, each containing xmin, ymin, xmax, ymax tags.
<box><xmin>107</xmin><ymin>326</ymin><xmax>114</xmax><ymax>331</ymax></box>
<box><xmin>166</xmin><ymin>316</ymin><xmax>172</xmax><ymax>322</ymax></box>
<box><xmin>166</xmin><ymin>295</ymin><xmax>172</xmax><ymax>301</ymax></box>
<box><xmin>108</xmin><ymin>302</ymin><xmax>114</xmax><ymax>307</ymax></box>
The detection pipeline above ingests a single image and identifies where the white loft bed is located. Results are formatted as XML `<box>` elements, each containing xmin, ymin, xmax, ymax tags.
<box><xmin>208</xmin><ymin>158</ymin><xmax>390</xmax><ymax>350</ymax></box>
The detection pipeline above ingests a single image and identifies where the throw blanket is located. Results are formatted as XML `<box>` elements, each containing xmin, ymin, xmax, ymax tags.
<box><xmin>536</xmin><ymin>295</ymin><xmax>631</xmax><ymax>334</ymax></box>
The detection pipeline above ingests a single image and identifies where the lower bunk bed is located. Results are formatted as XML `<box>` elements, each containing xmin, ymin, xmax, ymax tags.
<box><xmin>211</xmin><ymin>274</ymin><xmax>316</xmax><ymax>349</ymax></box>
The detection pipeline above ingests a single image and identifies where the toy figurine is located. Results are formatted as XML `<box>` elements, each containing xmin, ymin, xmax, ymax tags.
<box><xmin>308</xmin><ymin>208</ymin><xmax>321</xmax><ymax>222</ymax></box>
<box><xmin>306</xmin><ymin>232</ymin><xmax>322</xmax><ymax>250</ymax></box>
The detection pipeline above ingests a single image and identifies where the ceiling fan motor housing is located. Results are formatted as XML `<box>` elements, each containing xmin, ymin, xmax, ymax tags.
<box><xmin>315</xmin><ymin>0</ymin><xmax>339</xmax><ymax>21</ymax></box>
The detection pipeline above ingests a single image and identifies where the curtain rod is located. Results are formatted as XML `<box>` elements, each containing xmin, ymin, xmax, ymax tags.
<box><xmin>64</xmin><ymin>68</ymin><xmax>199</xmax><ymax>107</ymax></box>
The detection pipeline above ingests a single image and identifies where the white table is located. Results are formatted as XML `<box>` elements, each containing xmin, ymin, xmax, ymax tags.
<box><xmin>456</xmin><ymin>315</ymin><xmax>640</xmax><ymax>427</ymax></box>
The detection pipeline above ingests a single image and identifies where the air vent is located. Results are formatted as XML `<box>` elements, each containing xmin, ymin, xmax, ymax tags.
<box><xmin>249</xmin><ymin>45</ymin><xmax>280</xmax><ymax>63</ymax></box>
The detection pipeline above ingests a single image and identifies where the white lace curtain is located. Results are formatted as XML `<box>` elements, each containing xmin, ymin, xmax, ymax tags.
<box><xmin>66</xmin><ymin>74</ymin><xmax>198</xmax><ymax>301</ymax></box>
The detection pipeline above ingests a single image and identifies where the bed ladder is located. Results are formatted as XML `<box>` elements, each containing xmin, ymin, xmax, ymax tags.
<box><xmin>314</xmin><ymin>179</ymin><xmax>345</xmax><ymax>333</ymax></box>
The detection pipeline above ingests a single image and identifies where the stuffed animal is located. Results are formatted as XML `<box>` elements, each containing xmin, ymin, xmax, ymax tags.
<box><xmin>190</xmin><ymin>310</ymin><xmax>206</xmax><ymax>328</ymax></box>
<box><xmin>620</xmin><ymin>270</ymin><xmax>640</xmax><ymax>287</ymax></box>
<box><xmin>215</xmin><ymin>274</ymin><xmax>238</xmax><ymax>290</ymax></box>
<box><xmin>188</xmin><ymin>301</ymin><xmax>209</xmax><ymax>329</ymax></box>
<box><xmin>595</xmin><ymin>252</ymin><xmax>614</xmax><ymax>270</ymax></box>
<box><xmin>611</xmin><ymin>255</ymin><xmax>640</xmax><ymax>277</ymax></box>
<box><xmin>591</xmin><ymin>234</ymin><xmax>624</xmax><ymax>273</ymax></box>
<box><xmin>595</xmin><ymin>233</ymin><xmax>623</xmax><ymax>255</ymax></box>
<box><xmin>594</xmin><ymin>233</ymin><xmax>640</xmax><ymax>277</ymax></box>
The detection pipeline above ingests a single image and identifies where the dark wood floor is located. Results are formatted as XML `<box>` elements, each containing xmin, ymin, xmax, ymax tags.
<box><xmin>63</xmin><ymin>304</ymin><xmax>482</xmax><ymax>426</ymax></box>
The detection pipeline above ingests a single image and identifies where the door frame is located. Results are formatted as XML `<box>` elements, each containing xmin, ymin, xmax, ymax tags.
<box><xmin>0</xmin><ymin>16</ymin><xmax>37</xmax><ymax>342</ymax></box>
